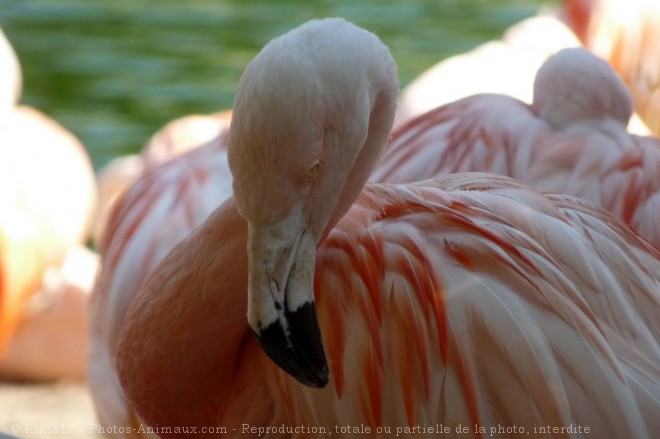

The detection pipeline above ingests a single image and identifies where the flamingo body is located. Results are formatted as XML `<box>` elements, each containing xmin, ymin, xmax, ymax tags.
<box><xmin>0</xmin><ymin>245</ymin><xmax>97</xmax><ymax>381</ymax></box>
<box><xmin>0</xmin><ymin>27</ymin><xmax>97</xmax><ymax>381</ymax></box>
<box><xmin>90</xmin><ymin>110</ymin><xmax>232</xmax><ymax>435</ymax></box>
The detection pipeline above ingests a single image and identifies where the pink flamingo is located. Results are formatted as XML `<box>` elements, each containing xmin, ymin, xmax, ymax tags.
<box><xmin>113</xmin><ymin>18</ymin><xmax>660</xmax><ymax>438</ymax></box>
<box><xmin>563</xmin><ymin>0</ymin><xmax>660</xmax><ymax>135</ymax></box>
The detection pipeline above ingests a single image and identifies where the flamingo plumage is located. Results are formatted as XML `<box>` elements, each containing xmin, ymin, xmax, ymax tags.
<box><xmin>113</xmin><ymin>18</ymin><xmax>660</xmax><ymax>438</ymax></box>
<box><xmin>142</xmin><ymin>111</ymin><xmax>232</xmax><ymax>166</ymax></box>
<box><xmin>563</xmin><ymin>0</ymin><xmax>660</xmax><ymax>135</ymax></box>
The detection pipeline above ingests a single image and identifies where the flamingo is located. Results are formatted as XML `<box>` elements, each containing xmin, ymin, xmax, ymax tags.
<box><xmin>142</xmin><ymin>111</ymin><xmax>232</xmax><ymax>166</ymax></box>
<box><xmin>114</xmin><ymin>18</ymin><xmax>660</xmax><ymax>438</ymax></box>
<box><xmin>375</xmin><ymin>47</ymin><xmax>660</xmax><ymax>250</ymax></box>
<box><xmin>0</xmin><ymin>29</ymin><xmax>97</xmax><ymax>381</ymax></box>
<box><xmin>371</xmin><ymin>48</ymin><xmax>660</xmax><ymax>248</ymax></box>
<box><xmin>0</xmin><ymin>244</ymin><xmax>97</xmax><ymax>381</ymax></box>
<box><xmin>563</xmin><ymin>0</ymin><xmax>660</xmax><ymax>135</ymax></box>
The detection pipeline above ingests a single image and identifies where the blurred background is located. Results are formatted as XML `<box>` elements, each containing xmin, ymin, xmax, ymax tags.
<box><xmin>0</xmin><ymin>0</ymin><xmax>555</xmax><ymax>438</ymax></box>
<box><xmin>1</xmin><ymin>0</ymin><xmax>553</xmax><ymax>171</ymax></box>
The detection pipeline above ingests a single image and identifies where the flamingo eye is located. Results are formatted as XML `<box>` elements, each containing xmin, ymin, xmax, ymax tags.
<box><xmin>306</xmin><ymin>161</ymin><xmax>321</xmax><ymax>181</ymax></box>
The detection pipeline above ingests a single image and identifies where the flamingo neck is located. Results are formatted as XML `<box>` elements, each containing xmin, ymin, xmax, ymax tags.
<box><xmin>116</xmin><ymin>199</ymin><xmax>262</xmax><ymax>430</ymax></box>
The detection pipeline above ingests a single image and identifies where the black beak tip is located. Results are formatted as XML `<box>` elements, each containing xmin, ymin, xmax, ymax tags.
<box><xmin>253</xmin><ymin>302</ymin><xmax>329</xmax><ymax>388</ymax></box>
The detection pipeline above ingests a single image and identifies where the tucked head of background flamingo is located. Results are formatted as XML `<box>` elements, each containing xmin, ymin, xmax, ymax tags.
<box><xmin>532</xmin><ymin>47</ymin><xmax>632</xmax><ymax>130</ymax></box>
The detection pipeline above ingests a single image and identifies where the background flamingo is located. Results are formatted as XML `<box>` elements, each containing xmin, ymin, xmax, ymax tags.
<box><xmin>375</xmin><ymin>47</ymin><xmax>660</xmax><ymax>249</ymax></box>
<box><xmin>114</xmin><ymin>18</ymin><xmax>660</xmax><ymax>438</ymax></box>
<box><xmin>0</xmin><ymin>245</ymin><xmax>97</xmax><ymax>381</ymax></box>
<box><xmin>0</xmin><ymin>29</ymin><xmax>97</xmax><ymax>381</ymax></box>
<box><xmin>0</xmin><ymin>105</ymin><xmax>97</xmax><ymax>381</ymax></box>
<box><xmin>563</xmin><ymin>0</ymin><xmax>660</xmax><ymax>135</ymax></box>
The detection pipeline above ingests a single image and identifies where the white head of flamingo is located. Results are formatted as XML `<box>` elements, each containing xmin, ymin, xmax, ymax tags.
<box><xmin>227</xmin><ymin>18</ymin><xmax>398</xmax><ymax>387</ymax></box>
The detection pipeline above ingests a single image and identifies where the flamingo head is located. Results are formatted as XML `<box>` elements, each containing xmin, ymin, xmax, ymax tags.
<box><xmin>532</xmin><ymin>47</ymin><xmax>632</xmax><ymax>130</ymax></box>
<box><xmin>227</xmin><ymin>18</ymin><xmax>398</xmax><ymax>387</ymax></box>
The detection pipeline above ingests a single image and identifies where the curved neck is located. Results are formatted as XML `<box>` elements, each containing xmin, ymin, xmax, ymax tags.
<box><xmin>116</xmin><ymin>199</ymin><xmax>267</xmax><ymax>430</ymax></box>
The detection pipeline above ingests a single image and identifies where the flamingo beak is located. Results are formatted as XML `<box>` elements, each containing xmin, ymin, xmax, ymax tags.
<box><xmin>246</xmin><ymin>220</ymin><xmax>329</xmax><ymax>387</ymax></box>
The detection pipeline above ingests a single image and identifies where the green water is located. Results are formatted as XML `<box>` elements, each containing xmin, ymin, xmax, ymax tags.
<box><xmin>0</xmin><ymin>0</ymin><xmax>553</xmax><ymax>170</ymax></box>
